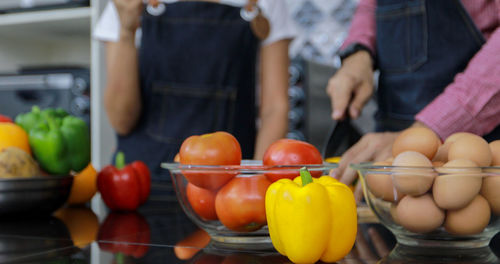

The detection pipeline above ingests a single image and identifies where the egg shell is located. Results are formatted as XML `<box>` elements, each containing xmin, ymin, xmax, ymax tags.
<box><xmin>432</xmin><ymin>143</ymin><xmax>450</xmax><ymax>163</ymax></box>
<box><xmin>448</xmin><ymin>134</ymin><xmax>492</xmax><ymax>167</ymax></box>
<box><xmin>392</xmin><ymin>127</ymin><xmax>440</xmax><ymax>160</ymax></box>
<box><xmin>444</xmin><ymin>132</ymin><xmax>476</xmax><ymax>144</ymax></box>
<box><xmin>366</xmin><ymin>161</ymin><xmax>404</xmax><ymax>202</ymax></box>
<box><xmin>489</xmin><ymin>140</ymin><xmax>500</xmax><ymax>166</ymax></box>
<box><xmin>392</xmin><ymin>151</ymin><xmax>435</xmax><ymax>196</ymax></box>
<box><xmin>444</xmin><ymin>195</ymin><xmax>491</xmax><ymax>235</ymax></box>
<box><xmin>432</xmin><ymin>161</ymin><xmax>445</xmax><ymax>167</ymax></box>
<box><xmin>485</xmin><ymin>141</ymin><xmax>500</xmax><ymax>215</ymax></box>
<box><xmin>444</xmin><ymin>132</ymin><xmax>474</xmax><ymax>145</ymax></box>
<box><xmin>480</xmin><ymin>172</ymin><xmax>500</xmax><ymax>215</ymax></box>
<box><xmin>396</xmin><ymin>194</ymin><xmax>445</xmax><ymax>233</ymax></box>
<box><xmin>390</xmin><ymin>203</ymin><xmax>400</xmax><ymax>225</ymax></box>
<box><xmin>433</xmin><ymin>159</ymin><xmax>482</xmax><ymax>210</ymax></box>
<box><xmin>433</xmin><ymin>132</ymin><xmax>474</xmax><ymax>162</ymax></box>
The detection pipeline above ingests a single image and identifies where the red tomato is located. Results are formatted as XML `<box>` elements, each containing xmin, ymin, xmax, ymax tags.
<box><xmin>186</xmin><ymin>183</ymin><xmax>218</xmax><ymax>221</ymax></box>
<box><xmin>174</xmin><ymin>229</ymin><xmax>211</xmax><ymax>260</ymax></box>
<box><xmin>263</xmin><ymin>139</ymin><xmax>323</xmax><ymax>182</ymax></box>
<box><xmin>179</xmin><ymin>131</ymin><xmax>242</xmax><ymax>190</ymax></box>
<box><xmin>0</xmin><ymin>114</ymin><xmax>12</xmax><ymax>123</ymax></box>
<box><xmin>215</xmin><ymin>174</ymin><xmax>271</xmax><ymax>232</ymax></box>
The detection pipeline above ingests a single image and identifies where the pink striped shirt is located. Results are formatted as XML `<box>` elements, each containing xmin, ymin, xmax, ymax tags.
<box><xmin>342</xmin><ymin>0</ymin><xmax>500</xmax><ymax>140</ymax></box>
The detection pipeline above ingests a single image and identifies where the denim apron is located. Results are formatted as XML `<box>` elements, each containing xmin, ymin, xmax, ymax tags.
<box><xmin>116</xmin><ymin>2</ymin><xmax>259</xmax><ymax>199</ymax></box>
<box><xmin>375</xmin><ymin>0</ymin><xmax>500</xmax><ymax>140</ymax></box>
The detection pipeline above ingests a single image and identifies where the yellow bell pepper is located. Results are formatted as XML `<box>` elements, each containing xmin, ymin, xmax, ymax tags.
<box><xmin>265</xmin><ymin>167</ymin><xmax>357</xmax><ymax>264</ymax></box>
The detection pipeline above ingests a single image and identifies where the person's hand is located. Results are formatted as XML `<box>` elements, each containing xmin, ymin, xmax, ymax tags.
<box><xmin>113</xmin><ymin>0</ymin><xmax>144</xmax><ymax>36</ymax></box>
<box><xmin>332</xmin><ymin>132</ymin><xmax>399</xmax><ymax>201</ymax></box>
<box><xmin>327</xmin><ymin>50</ymin><xmax>374</xmax><ymax>120</ymax></box>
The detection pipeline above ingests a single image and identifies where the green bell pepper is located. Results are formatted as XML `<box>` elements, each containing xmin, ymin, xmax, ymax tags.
<box><xmin>15</xmin><ymin>106</ymin><xmax>68</xmax><ymax>132</ymax></box>
<box><xmin>16</xmin><ymin>106</ymin><xmax>90</xmax><ymax>175</ymax></box>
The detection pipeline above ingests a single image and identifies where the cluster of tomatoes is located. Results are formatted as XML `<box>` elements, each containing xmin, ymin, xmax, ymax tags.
<box><xmin>178</xmin><ymin>131</ymin><xmax>323</xmax><ymax>232</ymax></box>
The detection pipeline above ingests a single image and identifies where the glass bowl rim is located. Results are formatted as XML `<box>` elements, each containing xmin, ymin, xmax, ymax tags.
<box><xmin>162</xmin><ymin>160</ymin><xmax>337</xmax><ymax>173</ymax></box>
<box><xmin>350</xmin><ymin>162</ymin><xmax>500</xmax><ymax>171</ymax></box>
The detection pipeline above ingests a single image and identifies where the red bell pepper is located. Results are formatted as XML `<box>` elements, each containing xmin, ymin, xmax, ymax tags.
<box><xmin>97</xmin><ymin>211</ymin><xmax>151</xmax><ymax>258</ymax></box>
<box><xmin>0</xmin><ymin>114</ymin><xmax>13</xmax><ymax>123</ymax></box>
<box><xmin>97</xmin><ymin>152</ymin><xmax>151</xmax><ymax>211</ymax></box>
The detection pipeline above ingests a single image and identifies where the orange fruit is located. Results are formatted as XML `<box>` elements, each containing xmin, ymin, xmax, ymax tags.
<box><xmin>54</xmin><ymin>206</ymin><xmax>99</xmax><ymax>248</ymax></box>
<box><xmin>67</xmin><ymin>163</ymin><xmax>97</xmax><ymax>205</ymax></box>
<box><xmin>0</xmin><ymin>123</ymin><xmax>31</xmax><ymax>154</ymax></box>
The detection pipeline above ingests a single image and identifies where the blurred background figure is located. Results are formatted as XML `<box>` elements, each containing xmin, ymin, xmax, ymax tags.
<box><xmin>94</xmin><ymin>0</ymin><xmax>295</xmax><ymax>199</ymax></box>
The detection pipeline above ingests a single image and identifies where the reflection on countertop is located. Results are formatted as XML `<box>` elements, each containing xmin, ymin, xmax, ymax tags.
<box><xmin>379</xmin><ymin>244</ymin><xmax>499</xmax><ymax>264</ymax></box>
<box><xmin>0</xmin><ymin>199</ymin><xmax>499</xmax><ymax>264</ymax></box>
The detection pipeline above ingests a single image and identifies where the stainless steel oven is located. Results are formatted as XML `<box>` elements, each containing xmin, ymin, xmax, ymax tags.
<box><xmin>0</xmin><ymin>67</ymin><xmax>90</xmax><ymax>125</ymax></box>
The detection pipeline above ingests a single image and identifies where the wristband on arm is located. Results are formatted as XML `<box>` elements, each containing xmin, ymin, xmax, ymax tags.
<box><xmin>337</xmin><ymin>43</ymin><xmax>375</xmax><ymax>68</ymax></box>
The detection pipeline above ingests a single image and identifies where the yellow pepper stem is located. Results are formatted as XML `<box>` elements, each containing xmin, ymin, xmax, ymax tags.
<box><xmin>300</xmin><ymin>167</ymin><xmax>313</xmax><ymax>186</ymax></box>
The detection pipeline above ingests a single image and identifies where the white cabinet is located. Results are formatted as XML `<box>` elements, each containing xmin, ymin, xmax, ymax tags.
<box><xmin>89</xmin><ymin>0</ymin><xmax>116</xmax><ymax>234</ymax></box>
<box><xmin>0</xmin><ymin>2</ymin><xmax>116</xmax><ymax>171</ymax></box>
<box><xmin>0</xmin><ymin>7</ymin><xmax>91</xmax><ymax>72</ymax></box>
<box><xmin>90</xmin><ymin>0</ymin><xmax>116</xmax><ymax>173</ymax></box>
<box><xmin>0</xmin><ymin>5</ymin><xmax>115</xmax><ymax>260</ymax></box>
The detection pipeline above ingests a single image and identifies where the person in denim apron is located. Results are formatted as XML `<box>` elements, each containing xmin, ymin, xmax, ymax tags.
<box><xmin>327</xmin><ymin>0</ymin><xmax>500</xmax><ymax>200</ymax></box>
<box><xmin>123</xmin><ymin>2</ymin><xmax>260</xmax><ymax>180</ymax></box>
<box><xmin>95</xmin><ymin>0</ymin><xmax>293</xmax><ymax>201</ymax></box>
<box><xmin>94</xmin><ymin>0</ymin><xmax>292</xmax><ymax>252</ymax></box>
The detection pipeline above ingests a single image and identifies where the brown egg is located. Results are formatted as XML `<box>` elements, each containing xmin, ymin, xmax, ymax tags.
<box><xmin>489</xmin><ymin>140</ymin><xmax>500</xmax><ymax>166</ymax></box>
<box><xmin>390</xmin><ymin>203</ymin><xmax>400</xmax><ymax>225</ymax></box>
<box><xmin>366</xmin><ymin>161</ymin><xmax>404</xmax><ymax>202</ymax></box>
<box><xmin>392</xmin><ymin>151</ymin><xmax>436</xmax><ymax>196</ymax></box>
<box><xmin>397</xmin><ymin>194</ymin><xmax>445</xmax><ymax>233</ymax></box>
<box><xmin>433</xmin><ymin>159</ymin><xmax>482</xmax><ymax>210</ymax></box>
<box><xmin>444</xmin><ymin>195</ymin><xmax>491</xmax><ymax>235</ymax></box>
<box><xmin>448</xmin><ymin>134</ymin><xmax>492</xmax><ymax>167</ymax></box>
<box><xmin>432</xmin><ymin>143</ymin><xmax>450</xmax><ymax>163</ymax></box>
<box><xmin>433</xmin><ymin>132</ymin><xmax>473</xmax><ymax>163</ymax></box>
<box><xmin>392</xmin><ymin>127</ymin><xmax>441</xmax><ymax>160</ymax></box>
<box><xmin>444</xmin><ymin>132</ymin><xmax>474</xmax><ymax>145</ymax></box>
<box><xmin>484</xmin><ymin>141</ymin><xmax>500</xmax><ymax>215</ymax></box>
<box><xmin>432</xmin><ymin>161</ymin><xmax>445</xmax><ymax>167</ymax></box>
<box><xmin>480</xmin><ymin>172</ymin><xmax>500</xmax><ymax>215</ymax></box>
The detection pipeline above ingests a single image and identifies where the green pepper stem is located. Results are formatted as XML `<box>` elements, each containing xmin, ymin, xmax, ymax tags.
<box><xmin>115</xmin><ymin>151</ymin><xmax>126</xmax><ymax>169</ymax></box>
<box><xmin>115</xmin><ymin>253</ymin><xmax>125</xmax><ymax>264</ymax></box>
<box><xmin>300</xmin><ymin>167</ymin><xmax>313</xmax><ymax>187</ymax></box>
<box><xmin>46</xmin><ymin>116</ymin><xmax>58</xmax><ymax>131</ymax></box>
<box><xmin>32</xmin><ymin>105</ymin><xmax>41</xmax><ymax>114</ymax></box>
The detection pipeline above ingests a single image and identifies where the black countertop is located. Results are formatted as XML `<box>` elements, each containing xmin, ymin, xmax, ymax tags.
<box><xmin>1</xmin><ymin>199</ymin><xmax>499</xmax><ymax>264</ymax></box>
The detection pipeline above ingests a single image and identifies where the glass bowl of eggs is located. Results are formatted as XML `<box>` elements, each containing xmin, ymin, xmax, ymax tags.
<box><xmin>352</xmin><ymin>128</ymin><xmax>500</xmax><ymax>249</ymax></box>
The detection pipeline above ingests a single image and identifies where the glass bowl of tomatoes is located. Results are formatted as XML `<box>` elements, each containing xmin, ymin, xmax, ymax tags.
<box><xmin>161</xmin><ymin>160</ymin><xmax>338</xmax><ymax>249</ymax></box>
